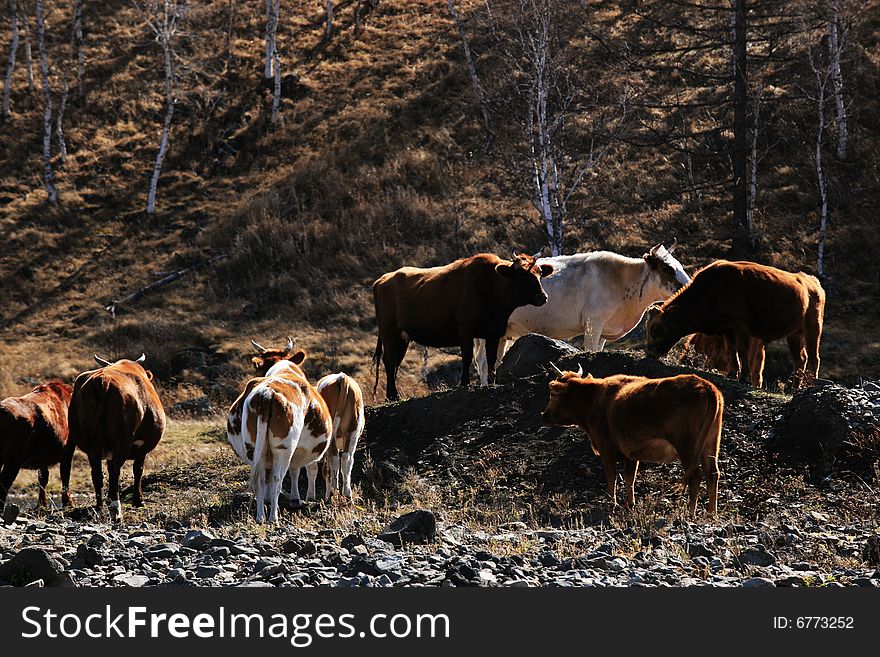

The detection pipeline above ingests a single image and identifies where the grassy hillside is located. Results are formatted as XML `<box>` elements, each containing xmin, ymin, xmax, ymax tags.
<box><xmin>1</xmin><ymin>0</ymin><xmax>878</xmax><ymax>407</ymax></box>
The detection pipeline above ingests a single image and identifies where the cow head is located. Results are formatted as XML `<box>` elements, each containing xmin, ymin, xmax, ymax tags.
<box><xmin>93</xmin><ymin>353</ymin><xmax>153</xmax><ymax>379</ymax></box>
<box><xmin>542</xmin><ymin>364</ymin><xmax>591</xmax><ymax>427</ymax></box>
<box><xmin>496</xmin><ymin>251</ymin><xmax>554</xmax><ymax>307</ymax></box>
<box><xmin>643</xmin><ymin>241</ymin><xmax>690</xmax><ymax>294</ymax></box>
<box><xmin>644</xmin><ymin>303</ymin><xmax>683</xmax><ymax>358</ymax></box>
<box><xmin>250</xmin><ymin>337</ymin><xmax>306</xmax><ymax>376</ymax></box>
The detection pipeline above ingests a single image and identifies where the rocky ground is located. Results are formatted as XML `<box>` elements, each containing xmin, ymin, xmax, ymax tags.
<box><xmin>1</xmin><ymin>348</ymin><xmax>879</xmax><ymax>588</ymax></box>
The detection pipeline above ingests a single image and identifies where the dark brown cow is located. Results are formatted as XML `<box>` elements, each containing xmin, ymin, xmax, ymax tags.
<box><xmin>542</xmin><ymin>367</ymin><xmax>723</xmax><ymax>515</ymax></box>
<box><xmin>0</xmin><ymin>381</ymin><xmax>72</xmax><ymax>511</ymax></box>
<box><xmin>62</xmin><ymin>354</ymin><xmax>166</xmax><ymax>521</ymax></box>
<box><xmin>645</xmin><ymin>260</ymin><xmax>825</xmax><ymax>388</ymax></box>
<box><xmin>679</xmin><ymin>333</ymin><xmax>766</xmax><ymax>388</ymax></box>
<box><xmin>372</xmin><ymin>252</ymin><xmax>554</xmax><ymax>400</ymax></box>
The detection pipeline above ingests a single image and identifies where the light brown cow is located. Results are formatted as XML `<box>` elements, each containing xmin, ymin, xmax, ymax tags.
<box><xmin>316</xmin><ymin>373</ymin><xmax>365</xmax><ymax>500</ymax></box>
<box><xmin>542</xmin><ymin>367</ymin><xmax>723</xmax><ymax>515</ymax></box>
<box><xmin>646</xmin><ymin>260</ymin><xmax>825</xmax><ymax>389</ymax></box>
<box><xmin>63</xmin><ymin>355</ymin><xmax>166</xmax><ymax>521</ymax></box>
<box><xmin>0</xmin><ymin>380</ymin><xmax>73</xmax><ymax>511</ymax></box>
<box><xmin>227</xmin><ymin>346</ymin><xmax>332</xmax><ymax>522</ymax></box>
<box><xmin>679</xmin><ymin>333</ymin><xmax>766</xmax><ymax>387</ymax></box>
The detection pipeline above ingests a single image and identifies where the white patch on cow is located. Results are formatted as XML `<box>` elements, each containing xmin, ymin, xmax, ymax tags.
<box><xmin>653</xmin><ymin>245</ymin><xmax>691</xmax><ymax>287</ymax></box>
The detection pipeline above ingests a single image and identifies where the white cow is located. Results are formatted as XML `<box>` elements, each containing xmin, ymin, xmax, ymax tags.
<box><xmin>474</xmin><ymin>244</ymin><xmax>690</xmax><ymax>385</ymax></box>
<box><xmin>315</xmin><ymin>373</ymin><xmax>365</xmax><ymax>500</ymax></box>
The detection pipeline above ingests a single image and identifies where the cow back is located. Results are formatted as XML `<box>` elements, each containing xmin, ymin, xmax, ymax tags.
<box><xmin>0</xmin><ymin>381</ymin><xmax>73</xmax><ymax>467</ymax></box>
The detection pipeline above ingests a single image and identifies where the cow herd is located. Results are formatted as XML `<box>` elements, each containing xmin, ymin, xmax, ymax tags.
<box><xmin>0</xmin><ymin>245</ymin><xmax>826</xmax><ymax>524</ymax></box>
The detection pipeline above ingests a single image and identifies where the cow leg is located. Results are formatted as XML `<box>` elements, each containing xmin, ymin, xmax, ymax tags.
<box><xmin>131</xmin><ymin>455</ymin><xmax>146</xmax><ymax>507</ymax></box>
<box><xmin>734</xmin><ymin>334</ymin><xmax>752</xmax><ymax>384</ymax></box>
<box><xmin>622</xmin><ymin>459</ymin><xmax>639</xmax><ymax>510</ymax></box>
<box><xmin>583</xmin><ymin>318</ymin><xmax>604</xmax><ymax>352</ymax></box>
<box><xmin>702</xmin><ymin>454</ymin><xmax>720</xmax><ymax>516</ymax></box>
<box><xmin>383</xmin><ymin>335</ymin><xmax>408</xmax><ymax>401</ymax></box>
<box><xmin>88</xmin><ymin>454</ymin><xmax>104</xmax><ymax>513</ymax></box>
<box><xmin>724</xmin><ymin>335</ymin><xmax>740</xmax><ymax>379</ymax></box>
<box><xmin>37</xmin><ymin>466</ymin><xmax>50</xmax><ymax>509</ymax></box>
<box><xmin>749</xmin><ymin>341</ymin><xmax>766</xmax><ymax>388</ymax></box>
<box><xmin>803</xmin><ymin>313</ymin><xmax>823</xmax><ymax>386</ymax></box>
<box><xmin>484</xmin><ymin>336</ymin><xmax>501</xmax><ymax>385</ymax></box>
<box><xmin>287</xmin><ymin>466</ymin><xmax>302</xmax><ymax>505</ymax></box>
<box><xmin>686</xmin><ymin>469</ymin><xmax>702</xmax><ymax>517</ymax></box>
<box><xmin>474</xmin><ymin>339</ymin><xmax>489</xmax><ymax>386</ymax></box>
<box><xmin>601</xmin><ymin>454</ymin><xmax>618</xmax><ymax>509</ymax></box>
<box><xmin>341</xmin><ymin>451</ymin><xmax>355</xmax><ymax>499</ymax></box>
<box><xmin>786</xmin><ymin>335</ymin><xmax>807</xmax><ymax>390</ymax></box>
<box><xmin>267</xmin><ymin>459</ymin><xmax>287</xmax><ymax>524</ymax></box>
<box><xmin>107</xmin><ymin>457</ymin><xmax>124</xmax><ymax>523</ymax></box>
<box><xmin>60</xmin><ymin>440</ymin><xmax>75</xmax><ymax>508</ymax></box>
<box><xmin>0</xmin><ymin>461</ymin><xmax>22</xmax><ymax>513</ymax></box>
<box><xmin>459</xmin><ymin>338</ymin><xmax>474</xmax><ymax>388</ymax></box>
<box><xmin>324</xmin><ymin>452</ymin><xmax>340</xmax><ymax>501</ymax></box>
<box><xmin>305</xmin><ymin>461</ymin><xmax>320</xmax><ymax>501</ymax></box>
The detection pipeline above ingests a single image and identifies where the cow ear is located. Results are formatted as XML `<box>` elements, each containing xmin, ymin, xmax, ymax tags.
<box><xmin>144</xmin><ymin>370</ymin><xmax>154</xmax><ymax>381</ymax></box>
<box><xmin>291</xmin><ymin>349</ymin><xmax>307</xmax><ymax>365</ymax></box>
<box><xmin>539</xmin><ymin>263</ymin><xmax>554</xmax><ymax>277</ymax></box>
<box><xmin>495</xmin><ymin>263</ymin><xmax>514</xmax><ymax>279</ymax></box>
<box><xmin>251</xmin><ymin>356</ymin><xmax>264</xmax><ymax>370</ymax></box>
<box><xmin>585</xmin><ymin>373</ymin><xmax>593</xmax><ymax>379</ymax></box>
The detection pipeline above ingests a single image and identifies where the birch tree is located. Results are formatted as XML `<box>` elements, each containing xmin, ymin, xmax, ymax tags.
<box><xmin>447</xmin><ymin>0</ymin><xmax>493</xmax><ymax>150</ymax></box>
<box><xmin>143</xmin><ymin>0</ymin><xmax>181</xmax><ymax>215</ymax></box>
<box><xmin>325</xmin><ymin>1</ymin><xmax>333</xmax><ymax>42</ymax></box>
<box><xmin>269</xmin><ymin>0</ymin><xmax>281</xmax><ymax>124</ymax></box>
<box><xmin>731</xmin><ymin>0</ymin><xmax>750</xmax><ymax>257</ymax></box>
<box><xmin>826</xmin><ymin>0</ymin><xmax>848</xmax><ymax>160</ymax></box>
<box><xmin>263</xmin><ymin>0</ymin><xmax>278</xmax><ymax>79</ymax></box>
<box><xmin>491</xmin><ymin>0</ymin><xmax>626</xmax><ymax>256</ymax></box>
<box><xmin>73</xmin><ymin>0</ymin><xmax>84</xmax><ymax>91</ymax></box>
<box><xmin>21</xmin><ymin>0</ymin><xmax>33</xmax><ymax>93</ymax></box>
<box><xmin>2</xmin><ymin>0</ymin><xmax>20</xmax><ymax>121</ymax></box>
<box><xmin>35</xmin><ymin>0</ymin><xmax>56</xmax><ymax>203</ymax></box>
<box><xmin>56</xmin><ymin>0</ymin><xmax>83</xmax><ymax>162</ymax></box>
<box><xmin>806</xmin><ymin>38</ymin><xmax>832</xmax><ymax>278</ymax></box>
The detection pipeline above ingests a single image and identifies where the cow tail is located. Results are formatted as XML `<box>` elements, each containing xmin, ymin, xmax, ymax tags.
<box><xmin>681</xmin><ymin>389</ymin><xmax>723</xmax><ymax>484</ymax></box>
<box><xmin>372</xmin><ymin>335</ymin><xmax>382</xmax><ymax>395</ymax></box>
<box><xmin>246</xmin><ymin>390</ymin><xmax>273</xmax><ymax>495</ymax></box>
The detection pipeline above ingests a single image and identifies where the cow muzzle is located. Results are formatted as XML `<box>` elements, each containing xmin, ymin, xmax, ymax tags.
<box><xmin>533</xmin><ymin>293</ymin><xmax>548</xmax><ymax>306</ymax></box>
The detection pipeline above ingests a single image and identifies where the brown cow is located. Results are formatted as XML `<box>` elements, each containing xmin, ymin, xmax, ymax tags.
<box><xmin>372</xmin><ymin>252</ymin><xmax>554</xmax><ymax>400</ymax></box>
<box><xmin>249</xmin><ymin>336</ymin><xmax>297</xmax><ymax>376</ymax></box>
<box><xmin>679</xmin><ymin>333</ymin><xmax>766</xmax><ymax>388</ymax></box>
<box><xmin>316</xmin><ymin>373</ymin><xmax>365</xmax><ymax>500</ymax></box>
<box><xmin>542</xmin><ymin>367</ymin><xmax>723</xmax><ymax>515</ymax></box>
<box><xmin>0</xmin><ymin>380</ymin><xmax>72</xmax><ymax>511</ymax></box>
<box><xmin>645</xmin><ymin>260</ymin><xmax>825</xmax><ymax>389</ymax></box>
<box><xmin>62</xmin><ymin>354</ymin><xmax>166</xmax><ymax>522</ymax></box>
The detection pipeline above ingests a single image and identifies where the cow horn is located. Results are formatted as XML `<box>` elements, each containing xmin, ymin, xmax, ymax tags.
<box><xmin>136</xmin><ymin>353</ymin><xmax>146</xmax><ymax>363</ymax></box>
<box><xmin>284</xmin><ymin>336</ymin><xmax>294</xmax><ymax>354</ymax></box>
<box><xmin>550</xmin><ymin>362</ymin><xmax>565</xmax><ymax>377</ymax></box>
<box><xmin>94</xmin><ymin>355</ymin><xmax>111</xmax><ymax>367</ymax></box>
<box><xmin>668</xmin><ymin>237</ymin><xmax>678</xmax><ymax>253</ymax></box>
<box><xmin>576</xmin><ymin>364</ymin><xmax>583</xmax><ymax>377</ymax></box>
<box><xmin>251</xmin><ymin>339</ymin><xmax>266</xmax><ymax>354</ymax></box>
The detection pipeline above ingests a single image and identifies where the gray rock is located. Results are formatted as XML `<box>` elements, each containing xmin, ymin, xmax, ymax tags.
<box><xmin>2</xmin><ymin>503</ymin><xmax>20</xmax><ymax>525</ymax></box>
<box><xmin>737</xmin><ymin>547</ymin><xmax>777</xmax><ymax>567</ymax></box>
<box><xmin>495</xmin><ymin>334</ymin><xmax>580</xmax><ymax>384</ymax></box>
<box><xmin>114</xmin><ymin>574</ymin><xmax>150</xmax><ymax>587</ymax></box>
<box><xmin>195</xmin><ymin>565</ymin><xmax>224</xmax><ymax>579</ymax></box>
<box><xmin>741</xmin><ymin>577</ymin><xmax>776</xmax><ymax>588</ymax></box>
<box><xmin>378</xmin><ymin>510</ymin><xmax>436</xmax><ymax>546</ymax></box>
<box><xmin>0</xmin><ymin>547</ymin><xmax>66</xmax><ymax>587</ymax></box>
<box><xmin>182</xmin><ymin>530</ymin><xmax>215</xmax><ymax>550</ymax></box>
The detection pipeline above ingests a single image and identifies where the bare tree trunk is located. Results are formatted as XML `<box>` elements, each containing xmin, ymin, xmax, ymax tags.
<box><xmin>269</xmin><ymin>0</ymin><xmax>281</xmax><ymax>123</ymax></box>
<box><xmin>447</xmin><ymin>0</ymin><xmax>493</xmax><ymax>150</ymax></box>
<box><xmin>355</xmin><ymin>0</ymin><xmax>363</xmax><ymax>35</ymax></box>
<box><xmin>146</xmin><ymin>0</ymin><xmax>177</xmax><ymax>216</ymax></box>
<box><xmin>827</xmin><ymin>5</ymin><xmax>848</xmax><ymax>160</ymax></box>
<box><xmin>35</xmin><ymin>0</ymin><xmax>56</xmax><ymax>203</ymax></box>
<box><xmin>2</xmin><ymin>0</ymin><xmax>20</xmax><ymax>121</ymax></box>
<box><xmin>73</xmin><ymin>0</ymin><xmax>84</xmax><ymax>92</ymax></box>
<box><xmin>22</xmin><ymin>0</ymin><xmax>33</xmax><ymax>93</ymax></box>
<box><xmin>810</xmin><ymin>69</ymin><xmax>830</xmax><ymax>277</ymax></box>
<box><xmin>325</xmin><ymin>1</ymin><xmax>333</xmax><ymax>42</ymax></box>
<box><xmin>56</xmin><ymin>1</ymin><xmax>82</xmax><ymax>163</ymax></box>
<box><xmin>747</xmin><ymin>87</ymin><xmax>762</xmax><ymax>242</ymax></box>
<box><xmin>224</xmin><ymin>0</ymin><xmax>235</xmax><ymax>78</ymax></box>
<box><xmin>731</xmin><ymin>0</ymin><xmax>750</xmax><ymax>257</ymax></box>
<box><xmin>263</xmin><ymin>0</ymin><xmax>275</xmax><ymax>78</ymax></box>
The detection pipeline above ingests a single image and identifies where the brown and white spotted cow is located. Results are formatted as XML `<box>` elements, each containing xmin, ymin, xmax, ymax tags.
<box><xmin>0</xmin><ymin>380</ymin><xmax>73</xmax><ymax>511</ymax></box>
<box><xmin>227</xmin><ymin>343</ymin><xmax>332</xmax><ymax>522</ymax></box>
<box><xmin>315</xmin><ymin>373</ymin><xmax>365</xmax><ymax>501</ymax></box>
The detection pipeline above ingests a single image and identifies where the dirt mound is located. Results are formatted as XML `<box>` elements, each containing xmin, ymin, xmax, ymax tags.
<box><xmin>769</xmin><ymin>383</ymin><xmax>880</xmax><ymax>479</ymax></box>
